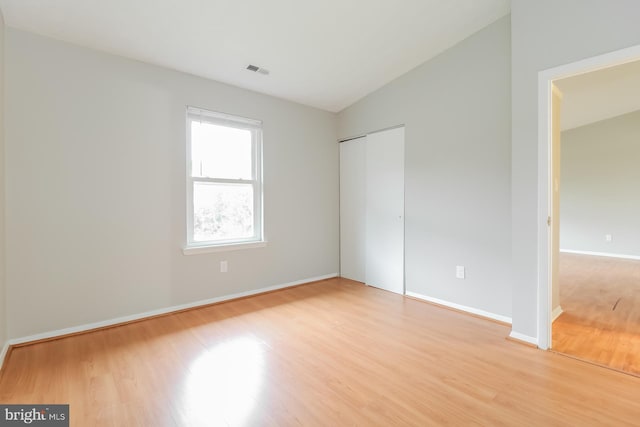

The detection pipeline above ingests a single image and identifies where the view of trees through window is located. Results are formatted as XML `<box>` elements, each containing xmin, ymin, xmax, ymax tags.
<box><xmin>187</xmin><ymin>108</ymin><xmax>262</xmax><ymax>246</ymax></box>
<box><xmin>193</xmin><ymin>182</ymin><xmax>254</xmax><ymax>242</ymax></box>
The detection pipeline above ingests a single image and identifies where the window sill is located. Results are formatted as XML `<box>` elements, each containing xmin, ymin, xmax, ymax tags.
<box><xmin>183</xmin><ymin>241</ymin><xmax>267</xmax><ymax>255</ymax></box>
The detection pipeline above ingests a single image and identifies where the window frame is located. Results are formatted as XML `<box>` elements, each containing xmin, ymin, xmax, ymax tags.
<box><xmin>184</xmin><ymin>106</ymin><xmax>264</xmax><ymax>253</ymax></box>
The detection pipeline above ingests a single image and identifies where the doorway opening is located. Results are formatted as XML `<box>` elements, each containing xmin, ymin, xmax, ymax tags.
<box><xmin>538</xmin><ymin>46</ymin><xmax>640</xmax><ymax>373</ymax></box>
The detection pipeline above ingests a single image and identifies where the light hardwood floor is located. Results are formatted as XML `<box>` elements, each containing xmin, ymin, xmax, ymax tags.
<box><xmin>553</xmin><ymin>252</ymin><xmax>640</xmax><ymax>376</ymax></box>
<box><xmin>2</xmin><ymin>277</ymin><xmax>640</xmax><ymax>426</ymax></box>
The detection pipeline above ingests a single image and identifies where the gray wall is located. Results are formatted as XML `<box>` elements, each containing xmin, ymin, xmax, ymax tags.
<box><xmin>0</xmin><ymin>10</ymin><xmax>5</xmax><ymax>350</ymax></box>
<box><xmin>5</xmin><ymin>29</ymin><xmax>339</xmax><ymax>339</ymax></box>
<box><xmin>511</xmin><ymin>0</ymin><xmax>640</xmax><ymax>338</ymax></box>
<box><xmin>561</xmin><ymin>110</ymin><xmax>640</xmax><ymax>256</ymax></box>
<box><xmin>339</xmin><ymin>17</ymin><xmax>512</xmax><ymax>318</ymax></box>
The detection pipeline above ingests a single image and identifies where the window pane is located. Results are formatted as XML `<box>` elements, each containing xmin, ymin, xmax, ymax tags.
<box><xmin>191</xmin><ymin>121</ymin><xmax>252</xmax><ymax>179</ymax></box>
<box><xmin>193</xmin><ymin>182</ymin><xmax>254</xmax><ymax>242</ymax></box>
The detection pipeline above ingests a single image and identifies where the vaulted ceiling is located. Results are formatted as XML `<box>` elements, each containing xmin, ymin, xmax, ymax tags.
<box><xmin>0</xmin><ymin>0</ymin><xmax>510</xmax><ymax>112</ymax></box>
<box><xmin>556</xmin><ymin>59</ymin><xmax>640</xmax><ymax>130</ymax></box>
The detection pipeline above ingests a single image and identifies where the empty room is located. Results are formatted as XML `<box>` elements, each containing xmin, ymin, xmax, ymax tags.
<box><xmin>0</xmin><ymin>0</ymin><xmax>639</xmax><ymax>426</ymax></box>
<box><xmin>551</xmin><ymin>61</ymin><xmax>640</xmax><ymax>376</ymax></box>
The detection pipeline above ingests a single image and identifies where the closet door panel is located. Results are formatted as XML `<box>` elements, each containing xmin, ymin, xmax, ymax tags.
<box><xmin>365</xmin><ymin>127</ymin><xmax>404</xmax><ymax>294</ymax></box>
<box><xmin>339</xmin><ymin>137</ymin><xmax>366</xmax><ymax>282</ymax></box>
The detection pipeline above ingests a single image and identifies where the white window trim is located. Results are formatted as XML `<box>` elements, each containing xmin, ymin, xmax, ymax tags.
<box><xmin>184</xmin><ymin>106</ymin><xmax>265</xmax><ymax>254</ymax></box>
<box><xmin>183</xmin><ymin>240</ymin><xmax>267</xmax><ymax>255</ymax></box>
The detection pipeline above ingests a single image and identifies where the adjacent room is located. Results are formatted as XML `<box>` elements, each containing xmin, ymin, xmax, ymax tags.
<box><xmin>551</xmin><ymin>60</ymin><xmax>640</xmax><ymax>375</ymax></box>
<box><xmin>0</xmin><ymin>0</ymin><xmax>639</xmax><ymax>425</ymax></box>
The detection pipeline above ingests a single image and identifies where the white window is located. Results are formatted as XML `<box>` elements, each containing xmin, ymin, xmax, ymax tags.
<box><xmin>185</xmin><ymin>107</ymin><xmax>263</xmax><ymax>252</ymax></box>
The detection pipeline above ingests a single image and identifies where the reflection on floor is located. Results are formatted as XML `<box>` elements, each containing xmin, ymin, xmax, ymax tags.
<box><xmin>553</xmin><ymin>252</ymin><xmax>640</xmax><ymax>376</ymax></box>
<box><xmin>2</xmin><ymin>277</ymin><xmax>640</xmax><ymax>425</ymax></box>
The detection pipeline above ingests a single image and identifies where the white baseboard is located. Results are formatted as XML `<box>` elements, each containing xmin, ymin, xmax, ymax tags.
<box><xmin>560</xmin><ymin>249</ymin><xmax>640</xmax><ymax>261</ymax></box>
<box><xmin>509</xmin><ymin>331</ymin><xmax>538</xmax><ymax>347</ymax></box>
<box><xmin>551</xmin><ymin>305</ymin><xmax>563</xmax><ymax>322</ymax></box>
<box><xmin>7</xmin><ymin>273</ymin><xmax>339</xmax><ymax>348</ymax></box>
<box><xmin>0</xmin><ymin>341</ymin><xmax>10</xmax><ymax>370</ymax></box>
<box><xmin>405</xmin><ymin>291</ymin><xmax>512</xmax><ymax>324</ymax></box>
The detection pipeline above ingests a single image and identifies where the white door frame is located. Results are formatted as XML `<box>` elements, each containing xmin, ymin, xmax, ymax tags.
<box><xmin>536</xmin><ymin>44</ymin><xmax>640</xmax><ymax>350</ymax></box>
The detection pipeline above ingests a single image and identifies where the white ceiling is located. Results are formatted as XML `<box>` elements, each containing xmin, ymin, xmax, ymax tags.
<box><xmin>556</xmin><ymin>59</ymin><xmax>640</xmax><ymax>131</ymax></box>
<box><xmin>0</xmin><ymin>0</ymin><xmax>510</xmax><ymax>112</ymax></box>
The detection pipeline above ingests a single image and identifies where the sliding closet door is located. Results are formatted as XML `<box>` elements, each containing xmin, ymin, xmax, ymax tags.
<box><xmin>365</xmin><ymin>127</ymin><xmax>405</xmax><ymax>294</ymax></box>
<box><xmin>339</xmin><ymin>137</ymin><xmax>366</xmax><ymax>282</ymax></box>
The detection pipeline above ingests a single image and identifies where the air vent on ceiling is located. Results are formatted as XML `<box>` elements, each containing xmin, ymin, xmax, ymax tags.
<box><xmin>246</xmin><ymin>64</ymin><xmax>270</xmax><ymax>75</ymax></box>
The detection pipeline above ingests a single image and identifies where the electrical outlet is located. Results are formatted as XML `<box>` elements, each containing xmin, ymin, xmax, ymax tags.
<box><xmin>220</xmin><ymin>260</ymin><xmax>228</xmax><ymax>273</ymax></box>
<box><xmin>605</xmin><ymin>234</ymin><xmax>612</xmax><ymax>242</ymax></box>
<box><xmin>456</xmin><ymin>265</ymin><xmax>465</xmax><ymax>279</ymax></box>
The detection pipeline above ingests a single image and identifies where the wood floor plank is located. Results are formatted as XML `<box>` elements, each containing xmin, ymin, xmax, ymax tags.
<box><xmin>553</xmin><ymin>253</ymin><xmax>640</xmax><ymax>375</ymax></box>
<box><xmin>2</xmin><ymin>277</ymin><xmax>640</xmax><ymax>426</ymax></box>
